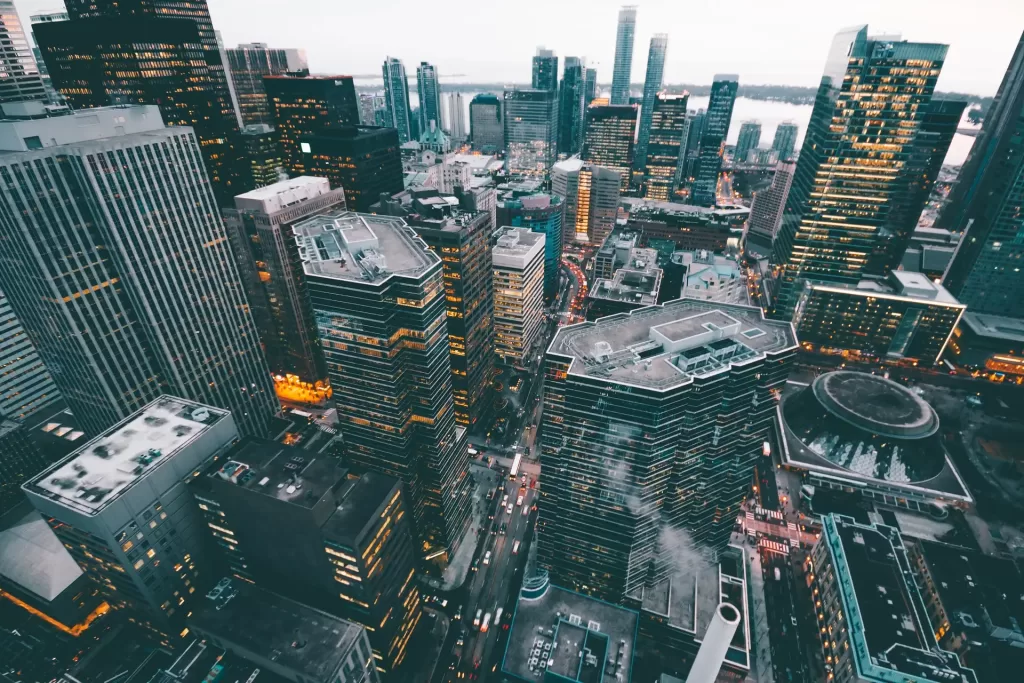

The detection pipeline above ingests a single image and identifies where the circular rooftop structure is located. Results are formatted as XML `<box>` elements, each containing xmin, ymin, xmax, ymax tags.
<box><xmin>782</xmin><ymin>371</ymin><xmax>944</xmax><ymax>484</ymax></box>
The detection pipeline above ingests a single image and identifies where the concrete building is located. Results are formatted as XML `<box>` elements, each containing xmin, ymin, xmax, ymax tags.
<box><xmin>770</xmin><ymin>27</ymin><xmax>948</xmax><ymax>319</ymax></box>
<box><xmin>593</xmin><ymin>229</ymin><xmax>641</xmax><ymax>281</ymax></box>
<box><xmin>635</xmin><ymin>34</ymin><xmax>669</xmax><ymax>172</ymax></box>
<box><xmin>504</xmin><ymin>89</ymin><xmax>558</xmax><ymax>174</ymax></box>
<box><xmin>0</xmin><ymin>288</ymin><xmax>61</xmax><ymax>422</ymax></box>
<box><xmin>382</xmin><ymin>57</ymin><xmax>412</xmax><ymax>143</ymax></box>
<box><xmin>584</xmin><ymin>104</ymin><xmax>637</xmax><ymax>191</ymax></box>
<box><xmin>691</xmin><ymin>75</ymin><xmax>738</xmax><ymax>207</ymax></box>
<box><xmin>189</xmin><ymin>578</ymin><xmax>379</xmax><ymax>683</ymax></box>
<box><xmin>538</xmin><ymin>299</ymin><xmax>796</xmax><ymax>600</ymax></box>
<box><xmin>901</xmin><ymin>227</ymin><xmax>960</xmax><ymax>281</ymax></box>
<box><xmin>610</xmin><ymin>6</ymin><xmax>637</xmax><ymax>105</ymax></box>
<box><xmin>497</xmin><ymin>192</ymin><xmax>564</xmax><ymax>302</ymax></box>
<box><xmin>745</xmin><ymin>161</ymin><xmax>796</xmax><ymax>241</ymax></box>
<box><xmin>191</xmin><ymin>438</ymin><xmax>420</xmax><ymax>674</ymax></box>
<box><xmin>469</xmin><ymin>93</ymin><xmax>503</xmax><ymax>152</ymax></box>
<box><xmin>587</xmin><ymin>248</ymin><xmax>663</xmax><ymax>320</ymax></box>
<box><xmin>673</xmin><ymin>251</ymin><xmax>745</xmax><ymax>304</ymax></box>
<box><xmin>222</xmin><ymin>178</ymin><xmax>347</xmax><ymax>399</ymax></box>
<box><xmin>947</xmin><ymin>312</ymin><xmax>1024</xmax><ymax>378</ymax></box>
<box><xmin>642</xmin><ymin>93</ymin><xmax>690</xmax><ymax>201</ymax></box>
<box><xmin>551</xmin><ymin>157</ymin><xmax>621</xmax><ymax>246</ymax></box>
<box><xmin>407</xmin><ymin>204</ymin><xmax>495</xmax><ymax>427</ymax></box>
<box><xmin>226</xmin><ymin>43</ymin><xmax>307</xmax><ymax>127</ymax></box>
<box><xmin>301</xmin><ymin>126</ymin><xmax>404</xmax><ymax>211</ymax></box>
<box><xmin>807</xmin><ymin>514</ymin><xmax>977</xmax><ymax>683</ymax></box>
<box><xmin>733</xmin><ymin>121</ymin><xmax>761</xmax><ymax>165</ymax></box>
<box><xmin>0</xmin><ymin>106</ymin><xmax>277</xmax><ymax>438</ymax></box>
<box><xmin>0</xmin><ymin>1</ymin><xmax>46</xmax><ymax>105</ymax></box>
<box><xmin>771</xmin><ymin>121</ymin><xmax>799</xmax><ymax>161</ymax></box>
<box><xmin>492</xmin><ymin>227</ymin><xmax>546</xmax><ymax>365</ymax></box>
<box><xmin>22</xmin><ymin>396</ymin><xmax>239</xmax><ymax>635</ymax></box>
<box><xmin>447</xmin><ymin>91</ymin><xmax>466</xmax><ymax>140</ymax></box>
<box><xmin>263</xmin><ymin>74</ymin><xmax>360</xmax><ymax>175</ymax></box>
<box><xmin>621</xmin><ymin>198</ymin><xmax>747</xmax><ymax>254</ymax></box>
<box><xmin>532</xmin><ymin>48</ymin><xmax>558</xmax><ymax>91</ymax></box>
<box><xmin>793</xmin><ymin>270</ymin><xmax>965</xmax><ymax>367</ymax></box>
<box><xmin>781</xmin><ymin>372</ymin><xmax>973</xmax><ymax>510</ymax></box>
<box><xmin>293</xmin><ymin>211</ymin><xmax>472</xmax><ymax>571</ymax></box>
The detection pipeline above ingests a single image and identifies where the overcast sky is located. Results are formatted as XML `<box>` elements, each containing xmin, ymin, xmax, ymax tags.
<box><xmin>18</xmin><ymin>0</ymin><xmax>1024</xmax><ymax>94</ymax></box>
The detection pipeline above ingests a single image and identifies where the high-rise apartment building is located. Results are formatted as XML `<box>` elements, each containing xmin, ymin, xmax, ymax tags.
<box><xmin>939</xmin><ymin>31</ymin><xmax>1024</xmax><ymax>317</ymax></box>
<box><xmin>584</xmin><ymin>104</ymin><xmax>637</xmax><ymax>191</ymax></box>
<box><xmin>223</xmin><ymin>177</ymin><xmax>348</xmax><ymax>396</ymax></box>
<box><xmin>294</xmin><ymin>211</ymin><xmax>472</xmax><ymax>571</ymax></box>
<box><xmin>769</xmin><ymin>26</ymin><xmax>947</xmax><ymax>319</ymax></box>
<box><xmin>470</xmin><ymin>93</ymin><xmax>503</xmax><ymax>151</ymax></box>
<box><xmin>407</xmin><ymin>206</ymin><xmax>495</xmax><ymax>427</ymax></box>
<box><xmin>771</xmin><ymin>121</ymin><xmax>799</xmax><ymax>161</ymax></box>
<box><xmin>191</xmin><ymin>438</ymin><xmax>421</xmax><ymax>674</ymax></box>
<box><xmin>551</xmin><ymin>158</ymin><xmax>622</xmax><ymax>245</ymax></box>
<box><xmin>532</xmin><ymin>48</ymin><xmax>559</xmax><ymax>91</ymax></box>
<box><xmin>382</xmin><ymin>57</ymin><xmax>413</xmax><ymax>143</ymax></box>
<box><xmin>492</xmin><ymin>227</ymin><xmax>546</xmax><ymax>365</ymax></box>
<box><xmin>537</xmin><ymin>300</ymin><xmax>796</xmax><ymax>601</ymax></box>
<box><xmin>497</xmin><ymin>193</ymin><xmax>565</xmax><ymax>301</ymax></box>
<box><xmin>301</xmin><ymin>126</ymin><xmax>404</xmax><ymax>211</ymax></box>
<box><xmin>230</xmin><ymin>123</ymin><xmax>284</xmax><ymax>193</ymax></box>
<box><xmin>680</xmin><ymin>108</ymin><xmax>706</xmax><ymax>189</ymax></box>
<box><xmin>642</xmin><ymin>93</ymin><xmax>689</xmax><ymax>201</ymax></box>
<box><xmin>610</xmin><ymin>6</ymin><xmax>637</xmax><ymax>105</ymax></box>
<box><xmin>226</xmin><ymin>43</ymin><xmax>308</xmax><ymax>127</ymax></box>
<box><xmin>746</xmin><ymin>161</ymin><xmax>796</xmax><ymax>241</ymax></box>
<box><xmin>447</xmin><ymin>91</ymin><xmax>466</xmax><ymax>139</ymax></box>
<box><xmin>22</xmin><ymin>396</ymin><xmax>239</xmax><ymax>633</ymax></box>
<box><xmin>416</xmin><ymin>61</ymin><xmax>442</xmax><ymax>133</ymax></box>
<box><xmin>584</xmin><ymin>67</ymin><xmax>598</xmax><ymax>105</ymax></box>
<box><xmin>634</xmin><ymin>34</ymin><xmax>668</xmax><ymax>171</ymax></box>
<box><xmin>691</xmin><ymin>75</ymin><xmax>739</xmax><ymax>206</ymax></box>
<box><xmin>504</xmin><ymin>89</ymin><xmax>559</xmax><ymax>174</ymax></box>
<box><xmin>734</xmin><ymin>120</ymin><xmax>761</xmax><ymax>164</ymax></box>
<box><xmin>558</xmin><ymin>56</ymin><xmax>586</xmax><ymax>155</ymax></box>
<box><xmin>0</xmin><ymin>289</ymin><xmax>61</xmax><ymax>422</ymax></box>
<box><xmin>263</xmin><ymin>74</ymin><xmax>359</xmax><ymax>175</ymax></box>
<box><xmin>0</xmin><ymin>106</ymin><xmax>277</xmax><ymax>438</ymax></box>
<box><xmin>35</xmin><ymin>2</ymin><xmax>240</xmax><ymax>203</ymax></box>
<box><xmin>0</xmin><ymin>1</ymin><xmax>46</xmax><ymax>105</ymax></box>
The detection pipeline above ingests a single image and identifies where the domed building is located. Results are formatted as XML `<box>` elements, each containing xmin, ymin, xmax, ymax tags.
<box><xmin>780</xmin><ymin>371</ymin><xmax>972</xmax><ymax>508</ymax></box>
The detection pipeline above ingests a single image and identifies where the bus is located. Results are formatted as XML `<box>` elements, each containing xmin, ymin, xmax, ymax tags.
<box><xmin>509</xmin><ymin>450</ymin><xmax>523</xmax><ymax>480</ymax></box>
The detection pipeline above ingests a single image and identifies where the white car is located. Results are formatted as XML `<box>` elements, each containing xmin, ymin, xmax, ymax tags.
<box><xmin>516</xmin><ymin>495</ymin><xmax>524</xmax><ymax>506</ymax></box>
<box><xmin>507</xmin><ymin>503</ymin><xmax>514</xmax><ymax>515</ymax></box>
<box><xmin>483</xmin><ymin>550</ymin><xmax>492</xmax><ymax>565</ymax></box>
<box><xmin>473</xmin><ymin>609</ymin><xmax>482</xmax><ymax>628</ymax></box>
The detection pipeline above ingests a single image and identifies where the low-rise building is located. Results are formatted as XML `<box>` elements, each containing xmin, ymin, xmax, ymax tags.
<box><xmin>492</xmin><ymin>227</ymin><xmax>546</xmax><ymax>365</ymax></box>
<box><xmin>673</xmin><ymin>250</ymin><xmax>746</xmax><ymax>304</ymax></box>
<box><xmin>587</xmin><ymin>248</ymin><xmax>663</xmax><ymax>320</ymax></box>
<box><xmin>807</xmin><ymin>514</ymin><xmax>977</xmax><ymax>683</ymax></box>
<box><xmin>593</xmin><ymin>229</ymin><xmax>641</xmax><ymax>281</ymax></box>
<box><xmin>793</xmin><ymin>271</ymin><xmax>965</xmax><ymax>368</ymax></box>
<box><xmin>946</xmin><ymin>312</ymin><xmax>1024</xmax><ymax>378</ymax></box>
<box><xmin>900</xmin><ymin>227</ymin><xmax>960</xmax><ymax>281</ymax></box>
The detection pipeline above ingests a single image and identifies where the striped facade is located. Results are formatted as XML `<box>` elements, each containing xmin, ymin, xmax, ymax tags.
<box><xmin>0</xmin><ymin>288</ymin><xmax>61</xmax><ymax>421</ymax></box>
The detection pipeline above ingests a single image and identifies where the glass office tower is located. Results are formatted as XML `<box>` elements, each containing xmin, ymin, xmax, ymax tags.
<box><xmin>383</xmin><ymin>57</ymin><xmax>413</xmax><ymax>143</ymax></box>
<box><xmin>584</xmin><ymin>104</ymin><xmax>638</xmax><ymax>191</ymax></box>
<box><xmin>558</xmin><ymin>57</ymin><xmax>586</xmax><ymax>155</ymax></box>
<box><xmin>690</xmin><ymin>75</ymin><xmax>739</xmax><ymax>206</ymax></box>
<box><xmin>642</xmin><ymin>93</ymin><xmax>690</xmax><ymax>200</ymax></box>
<box><xmin>504</xmin><ymin>89</ymin><xmax>559</xmax><ymax>174</ymax></box>
<box><xmin>610</xmin><ymin>5</ymin><xmax>637</xmax><ymax>105</ymax></box>
<box><xmin>635</xmin><ymin>34</ymin><xmax>668</xmax><ymax>172</ymax></box>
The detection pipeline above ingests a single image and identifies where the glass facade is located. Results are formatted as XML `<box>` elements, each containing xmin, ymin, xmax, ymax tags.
<box><xmin>771</xmin><ymin>121</ymin><xmax>799</xmax><ymax>161</ymax></box>
<box><xmin>557</xmin><ymin>57</ymin><xmax>585</xmax><ymax>155</ymax></box>
<box><xmin>532</xmin><ymin>48</ymin><xmax>558</xmax><ymax>91</ymax></box>
<box><xmin>634</xmin><ymin>34</ymin><xmax>668</xmax><ymax>172</ymax></box>
<box><xmin>584</xmin><ymin>104</ymin><xmax>637</xmax><ymax>192</ymax></box>
<box><xmin>0</xmin><ymin>1</ymin><xmax>46</xmax><ymax>104</ymax></box>
<box><xmin>416</xmin><ymin>61</ymin><xmax>442</xmax><ymax>132</ymax></box>
<box><xmin>0</xmin><ymin>289</ymin><xmax>61</xmax><ymax>421</ymax></box>
<box><xmin>642</xmin><ymin>93</ymin><xmax>689</xmax><ymax>201</ymax></box>
<box><xmin>227</xmin><ymin>43</ymin><xmax>307</xmax><ymax>127</ymax></box>
<box><xmin>691</xmin><ymin>75</ymin><xmax>739</xmax><ymax>206</ymax></box>
<box><xmin>470</xmin><ymin>93</ymin><xmax>503</xmax><ymax>152</ymax></box>
<box><xmin>492</xmin><ymin>228</ymin><xmax>546</xmax><ymax>365</ymax></box>
<box><xmin>610</xmin><ymin>5</ymin><xmax>637</xmax><ymax>105</ymax></box>
<box><xmin>497</xmin><ymin>194</ymin><xmax>564</xmax><ymax>301</ymax></box>
<box><xmin>734</xmin><ymin>120</ymin><xmax>761</xmax><ymax>164</ymax></box>
<box><xmin>503</xmin><ymin>89</ymin><xmax>558</xmax><ymax>174</ymax></box>
<box><xmin>382</xmin><ymin>57</ymin><xmax>412</xmax><ymax>143</ymax></box>
<box><xmin>302</xmin><ymin>126</ymin><xmax>404</xmax><ymax>212</ymax></box>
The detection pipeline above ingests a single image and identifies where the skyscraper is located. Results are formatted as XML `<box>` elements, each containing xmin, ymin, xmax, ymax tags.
<box><xmin>35</xmin><ymin>1</ymin><xmax>240</xmax><ymax>203</ymax></box>
<box><xmin>227</xmin><ymin>43</ymin><xmax>308</xmax><ymax>127</ymax></box>
<box><xmin>294</xmin><ymin>210</ymin><xmax>472</xmax><ymax>571</ymax></box>
<box><xmin>584</xmin><ymin>67</ymin><xmax>598</xmax><ymax>105</ymax></box>
<box><xmin>691</xmin><ymin>75</ymin><xmax>739</xmax><ymax>206</ymax></box>
<box><xmin>0</xmin><ymin>289</ymin><xmax>61</xmax><ymax>422</ymax></box>
<box><xmin>537</xmin><ymin>300</ymin><xmax>796</xmax><ymax>600</ymax></box>
<box><xmin>634</xmin><ymin>34</ymin><xmax>668</xmax><ymax>171</ymax></box>
<box><xmin>359</xmin><ymin>92</ymin><xmax>386</xmax><ymax>126</ymax></box>
<box><xmin>383</xmin><ymin>56</ymin><xmax>413</xmax><ymax>143</ymax></box>
<box><xmin>263</xmin><ymin>74</ymin><xmax>359</xmax><ymax>175</ymax></box>
<box><xmin>492</xmin><ymin>227</ymin><xmax>546</xmax><ymax>365</ymax></box>
<box><xmin>584</xmin><ymin>104</ymin><xmax>638</xmax><ymax>190</ymax></box>
<box><xmin>771</xmin><ymin>121</ymin><xmax>799</xmax><ymax>161</ymax></box>
<box><xmin>28</xmin><ymin>10</ymin><xmax>68</xmax><ymax>106</ymax></box>
<box><xmin>0</xmin><ymin>106</ymin><xmax>277</xmax><ymax>438</ymax></box>
<box><xmin>681</xmin><ymin>108</ymin><xmax>706</xmax><ymax>188</ymax></box>
<box><xmin>0</xmin><ymin>1</ymin><xmax>46</xmax><ymax>105</ymax></box>
<box><xmin>746</xmin><ymin>161</ymin><xmax>797</xmax><ymax>241</ymax></box>
<box><xmin>416</xmin><ymin>61</ymin><xmax>442</xmax><ymax>133</ymax></box>
<box><xmin>551</xmin><ymin>158</ymin><xmax>622</xmax><ymax>245</ymax></box>
<box><xmin>939</xmin><ymin>30</ymin><xmax>1024</xmax><ymax>317</ymax></box>
<box><xmin>769</xmin><ymin>26</ymin><xmax>947</xmax><ymax>320</ymax></box>
<box><xmin>504</xmin><ymin>89</ymin><xmax>559</xmax><ymax>174</ymax></box>
<box><xmin>610</xmin><ymin>6</ymin><xmax>637</xmax><ymax>105</ymax></box>
<box><xmin>230</xmin><ymin>123</ymin><xmax>285</xmax><ymax>193</ymax></box>
<box><xmin>532</xmin><ymin>47</ymin><xmax>559</xmax><ymax>91</ymax></box>
<box><xmin>447</xmin><ymin>91</ymin><xmax>466</xmax><ymax>139</ymax></box>
<box><xmin>301</xmin><ymin>126</ymin><xmax>404</xmax><ymax>211</ymax></box>
<box><xmin>498</xmin><ymin>193</ymin><xmax>565</xmax><ymax>302</ymax></box>
<box><xmin>222</xmin><ymin>177</ymin><xmax>348</xmax><ymax>396</ymax></box>
<box><xmin>470</xmin><ymin>93</ymin><xmax>503</xmax><ymax>151</ymax></box>
<box><xmin>734</xmin><ymin>120</ymin><xmax>762</xmax><ymax>163</ymax></box>
<box><xmin>558</xmin><ymin>56</ymin><xmax>586</xmax><ymax>155</ymax></box>
<box><xmin>642</xmin><ymin>93</ymin><xmax>689</xmax><ymax>201</ymax></box>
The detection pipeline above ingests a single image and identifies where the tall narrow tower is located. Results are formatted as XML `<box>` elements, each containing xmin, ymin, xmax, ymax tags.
<box><xmin>610</xmin><ymin>6</ymin><xmax>637</xmax><ymax>105</ymax></box>
<box><xmin>383</xmin><ymin>56</ymin><xmax>413</xmax><ymax>143</ymax></box>
<box><xmin>691</xmin><ymin>74</ymin><xmax>739</xmax><ymax>206</ymax></box>
<box><xmin>0</xmin><ymin>1</ymin><xmax>46</xmax><ymax>105</ymax></box>
<box><xmin>635</xmin><ymin>34</ymin><xmax>669</xmax><ymax>172</ymax></box>
<box><xmin>416</xmin><ymin>61</ymin><xmax>442</xmax><ymax>133</ymax></box>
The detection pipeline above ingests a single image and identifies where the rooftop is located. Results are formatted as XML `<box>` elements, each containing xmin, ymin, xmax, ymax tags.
<box><xmin>493</xmin><ymin>227</ymin><xmax>545</xmax><ymax>269</ymax></box>
<box><xmin>813</xmin><ymin>372</ymin><xmax>938</xmax><ymax>439</ymax></box>
<box><xmin>811</xmin><ymin>272</ymin><xmax>962</xmax><ymax>307</ymax></box>
<box><xmin>293</xmin><ymin>210</ymin><xmax>438</xmax><ymax>283</ymax></box>
<box><xmin>502</xmin><ymin>584</ymin><xmax>638</xmax><ymax>683</ymax></box>
<box><xmin>590</xmin><ymin>249</ymin><xmax>663</xmax><ymax>306</ymax></box>
<box><xmin>960</xmin><ymin>312</ymin><xmax>1024</xmax><ymax>343</ymax></box>
<box><xmin>322</xmin><ymin>471</ymin><xmax>399</xmax><ymax>545</ymax></box>
<box><xmin>0</xmin><ymin>104</ymin><xmax>165</xmax><ymax>154</ymax></box>
<box><xmin>233</xmin><ymin>176</ymin><xmax>332</xmax><ymax>214</ymax></box>
<box><xmin>26</xmin><ymin>396</ymin><xmax>227</xmax><ymax>515</ymax></box>
<box><xmin>189</xmin><ymin>578</ymin><xmax>365</xmax><ymax>683</ymax></box>
<box><xmin>553</xmin><ymin>157</ymin><xmax>586</xmax><ymax>173</ymax></box>
<box><xmin>621</xmin><ymin>197</ymin><xmax>747</xmax><ymax>221</ymax></box>
<box><xmin>821</xmin><ymin>515</ymin><xmax>977</xmax><ymax>683</ymax></box>
<box><xmin>0</xmin><ymin>509</ymin><xmax>82</xmax><ymax>601</ymax></box>
<box><xmin>548</xmin><ymin>299</ymin><xmax>796</xmax><ymax>391</ymax></box>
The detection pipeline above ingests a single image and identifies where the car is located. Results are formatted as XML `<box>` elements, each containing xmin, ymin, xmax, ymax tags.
<box><xmin>473</xmin><ymin>609</ymin><xmax>482</xmax><ymax>628</ymax></box>
<box><xmin>468</xmin><ymin>447</ymin><xmax>478</xmax><ymax>455</ymax></box>
<box><xmin>483</xmin><ymin>550</ymin><xmax>492</xmax><ymax>565</ymax></box>
<box><xmin>516</xmin><ymin>495</ymin><xmax>524</xmax><ymax>506</ymax></box>
<box><xmin>522</xmin><ymin>503</ymin><xmax>529</xmax><ymax>517</ymax></box>
<box><xmin>502</xmin><ymin>494</ymin><xmax>509</xmax><ymax>505</ymax></box>
<box><xmin>471</xmin><ymin>559</ymin><xmax>479</xmax><ymax>572</ymax></box>
<box><xmin>521</xmin><ymin>475</ymin><xmax>528</xmax><ymax>485</ymax></box>
<box><xmin>507</xmin><ymin>503</ymin><xmax>514</xmax><ymax>514</ymax></box>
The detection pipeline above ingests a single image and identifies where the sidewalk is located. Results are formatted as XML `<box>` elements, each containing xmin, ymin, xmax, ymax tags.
<box><xmin>734</xmin><ymin>532</ymin><xmax>774</xmax><ymax>683</ymax></box>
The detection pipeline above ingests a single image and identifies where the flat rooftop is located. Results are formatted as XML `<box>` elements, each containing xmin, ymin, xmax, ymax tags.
<box><xmin>502</xmin><ymin>584</ymin><xmax>638</xmax><ymax>683</ymax></box>
<box><xmin>590</xmin><ymin>266</ymin><xmax>663</xmax><ymax>306</ymax></box>
<box><xmin>960</xmin><ymin>311</ymin><xmax>1024</xmax><ymax>343</ymax></box>
<box><xmin>26</xmin><ymin>397</ymin><xmax>227</xmax><ymax>515</ymax></box>
<box><xmin>493</xmin><ymin>227</ymin><xmax>545</xmax><ymax>269</ymax></box>
<box><xmin>812</xmin><ymin>272</ymin><xmax>962</xmax><ymax>307</ymax></box>
<box><xmin>205</xmin><ymin>438</ymin><xmax>343</xmax><ymax>510</ymax></box>
<box><xmin>322</xmin><ymin>471</ymin><xmax>398</xmax><ymax>545</ymax></box>
<box><xmin>549</xmin><ymin>299</ymin><xmax>796</xmax><ymax>391</ymax></box>
<box><xmin>821</xmin><ymin>515</ymin><xmax>978</xmax><ymax>683</ymax></box>
<box><xmin>233</xmin><ymin>176</ymin><xmax>332</xmax><ymax>214</ymax></box>
<box><xmin>293</xmin><ymin>210</ymin><xmax>438</xmax><ymax>283</ymax></box>
<box><xmin>189</xmin><ymin>578</ymin><xmax>364</xmax><ymax>683</ymax></box>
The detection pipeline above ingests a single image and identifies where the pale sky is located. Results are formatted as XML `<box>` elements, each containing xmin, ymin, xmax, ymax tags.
<box><xmin>18</xmin><ymin>0</ymin><xmax>1024</xmax><ymax>94</ymax></box>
